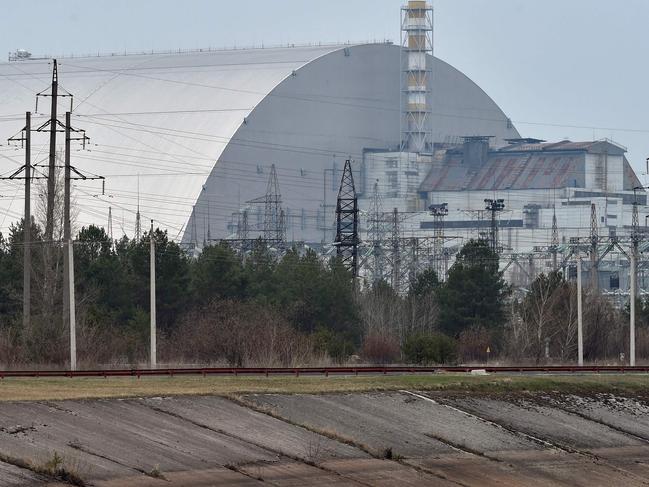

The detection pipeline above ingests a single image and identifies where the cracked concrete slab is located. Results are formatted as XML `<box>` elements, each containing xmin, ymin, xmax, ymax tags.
<box><xmin>0</xmin><ymin>460</ymin><xmax>46</xmax><ymax>487</ymax></box>
<box><xmin>3</xmin><ymin>392</ymin><xmax>649</xmax><ymax>486</ymax></box>
<box><xmin>245</xmin><ymin>391</ymin><xmax>543</xmax><ymax>458</ymax></box>
<box><xmin>139</xmin><ymin>395</ymin><xmax>367</xmax><ymax>462</ymax></box>
<box><xmin>438</xmin><ymin>394</ymin><xmax>649</xmax><ymax>484</ymax></box>
<box><xmin>545</xmin><ymin>393</ymin><xmax>649</xmax><ymax>440</ymax></box>
<box><xmin>441</xmin><ymin>396</ymin><xmax>644</xmax><ymax>450</ymax></box>
<box><xmin>0</xmin><ymin>399</ymin><xmax>277</xmax><ymax>482</ymax></box>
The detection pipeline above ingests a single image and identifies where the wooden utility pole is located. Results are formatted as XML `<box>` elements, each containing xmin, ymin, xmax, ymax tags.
<box><xmin>150</xmin><ymin>220</ymin><xmax>157</xmax><ymax>368</ymax></box>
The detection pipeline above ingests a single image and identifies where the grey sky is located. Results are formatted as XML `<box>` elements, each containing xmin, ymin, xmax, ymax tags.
<box><xmin>2</xmin><ymin>0</ymin><xmax>648</xmax><ymax>176</ymax></box>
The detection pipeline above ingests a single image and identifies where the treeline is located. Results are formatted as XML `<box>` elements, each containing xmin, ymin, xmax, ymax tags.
<box><xmin>0</xmin><ymin>220</ymin><xmax>359</xmax><ymax>365</ymax></box>
<box><xmin>0</xmin><ymin>218</ymin><xmax>646</xmax><ymax>367</ymax></box>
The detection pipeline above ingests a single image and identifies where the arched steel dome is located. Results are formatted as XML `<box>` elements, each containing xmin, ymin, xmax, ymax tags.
<box><xmin>0</xmin><ymin>43</ymin><xmax>519</xmax><ymax>243</ymax></box>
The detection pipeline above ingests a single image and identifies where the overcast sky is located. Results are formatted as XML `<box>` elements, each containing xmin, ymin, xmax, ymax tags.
<box><xmin>2</xmin><ymin>0</ymin><xmax>648</xmax><ymax>177</ymax></box>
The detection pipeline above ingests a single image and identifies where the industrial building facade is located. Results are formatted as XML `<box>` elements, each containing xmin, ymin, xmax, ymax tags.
<box><xmin>1</xmin><ymin>3</ymin><xmax>645</xmax><ymax>292</ymax></box>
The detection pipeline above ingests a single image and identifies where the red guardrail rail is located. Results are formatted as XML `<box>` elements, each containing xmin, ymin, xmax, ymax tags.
<box><xmin>1</xmin><ymin>365</ymin><xmax>649</xmax><ymax>379</ymax></box>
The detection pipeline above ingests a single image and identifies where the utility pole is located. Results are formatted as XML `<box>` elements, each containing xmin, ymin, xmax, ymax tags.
<box><xmin>45</xmin><ymin>60</ymin><xmax>59</xmax><ymax>243</ymax></box>
<box><xmin>577</xmin><ymin>255</ymin><xmax>583</xmax><ymax>366</ymax></box>
<box><xmin>4</xmin><ymin>113</ymin><xmax>35</xmax><ymax>328</ymax></box>
<box><xmin>135</xmin><ymin>175</ymin><xmax>141</xmax><ymax>239</ymax></box>
<box><xmin>107</xmin><ymin>207</ymin><xmax>113</xmax><ymax>241</ymax></box>
<box><xmin>333</xmin><ymin>159</ymin><xmax>359</xmax><ymax>277</ymax></box>
<box><xmin>150</xmin><ymin>220</ymin><xmax>157</xmax><ymax>368</ymax></box>
<box><xmin>61</xmin><ymin>112</ymin><xmax>94</xmax><ymax>327</ymax></box>
<box><xmin>23</xmin><ymin>113</ymin><xmax>31</xmax><ymax>329</ymax></box>
<box><xmin>68</xmin><ymin>237</ymin><xmax>76</xmax><ymax>371</ymax></box>
<box><xmin>206</xmin><ymin>199</ymin><xmax>212</xmax><ymax>243</ymax></box>
<box><xmin>630</xmin><ymin>191</ymin><xmax>640</xmax><ymax>366</ymax></box>
<box><xmin>630</xmin><ymin>251</ymin><xmax>636</xmax><ymax>366</ymax></box>
<box><xmin>63</xmin><ymin>112</ymin><xmax>72</xmax><ymax>325</ymax></box>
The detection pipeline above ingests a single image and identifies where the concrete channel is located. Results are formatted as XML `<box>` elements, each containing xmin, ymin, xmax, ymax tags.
<box><xmin>1</xmin><ymin>391</ymin><xmax>648</xmax><ymax>485</ymax></box>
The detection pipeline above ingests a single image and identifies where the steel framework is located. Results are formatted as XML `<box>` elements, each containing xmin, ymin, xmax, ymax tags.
<box><xmin>400</xmin><ymin>1</ymin><xmax>433</xmax><ymax>153</ymax></box>
<box><xmin>334</xmin><ymin>159</ymin><xmax>359</xmax><ymax>277</ymax></box>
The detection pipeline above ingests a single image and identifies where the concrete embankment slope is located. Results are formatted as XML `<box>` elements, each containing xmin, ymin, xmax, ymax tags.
<box><xmin>1</xmin><ymin>388</ymin><xmax>649</xmax><ymax>485</ymax></box>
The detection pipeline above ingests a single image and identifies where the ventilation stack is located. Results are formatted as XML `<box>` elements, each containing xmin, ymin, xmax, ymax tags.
<box><xmin>400</xmin><ymin>1</ymin><xmax>433</xmax><ymax>154</ymax></box>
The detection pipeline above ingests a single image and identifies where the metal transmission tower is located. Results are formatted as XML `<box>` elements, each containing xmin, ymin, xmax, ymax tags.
<box><xmin>366</xmin><ymin>180</ymin><xmax>386</xmax><ymax>283</ymax></box>
<box><xmin>237</xmin><ymin>209</ymin><xmax>250</xmax><ymax>240</ymax></box>
<box><xmin>389</xmin><ymin>208</ymin><xmax>404</xmax><ymax>290</ymax></box>
<box><xmin>263</xmin><ymin>164</ymin><xmax>285</xmax><ymax>243</ymax></box>
<box><xmin>590</xmin><ymin>203</ymin><xmax>599</xmax><ymax>290</ymax></box>
<box><xmin>551</xmin><ymin>206</ymin><xmax>559</xmax><ymax>271</ymax></box>
<box><xmin>333</xmin><ymin>159</ymin><xmax>359</xmax><ymax>277</ymax></box>
<box><xmin>484</xmin><ymin>198</ymin><xmax>505</xmax><ymax>253</ymax></box>
<box><xmin>400</xmin><ymin>1</ymin><xmax>433</xmax><ymax>153</ymax></box>
<box><xmin>631</xmin><ymin>192</ymin><xmax>643</xmax><ymax>299</ymax></box>
<box><xmin>429</xmin><ymin>202</ymin><xmax>448</xmax><ymax>278</ymax></box>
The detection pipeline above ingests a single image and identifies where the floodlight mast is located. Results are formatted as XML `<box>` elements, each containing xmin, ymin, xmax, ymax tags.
<box><xmin>484</xmin><ymin>198</ymin><xmax>505</xmax><ymax>253</ymax></box>
<box><xmin>429</xmin><ymin>203</ymin><xmax>448</xmax><ymax>277</ymax></box>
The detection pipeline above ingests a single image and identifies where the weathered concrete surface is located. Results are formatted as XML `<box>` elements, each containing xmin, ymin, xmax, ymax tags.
<box><xmin>247</xmin><ymin>391</ymin><xmax>649</xmax><ymax>486</ymax></box>
<box><xmin>246</xmin><ymin>392</ymin><xmax>546</xmax><ymax>457</ymax></box>
<box><xmin>0</xmin><ymin>399</ymin><xmax>277</xmax><ymax>481</ymax></box>
<box><xmin>546</xmin><ymin>393</ymin><xmax>649</xmax><ymax>439</ymax></box>
<box><xmin>247</xmin><ymin>392</ymin><xmax>458</xmax><ymax>457</ymax></box>
<box><xmin>89</xmin><ymin>467</ymin><xmax>264</xmax><ymax>486</ymax></box>
<box><xmin>0</xmin><ymin>460</ymin><xmax>45</xmax><ymax>486</ymax></box>
<box><xmin>140</xmin><ymin>395</ymin><xmax>366</xmax><ymax>462</ymax></box>
<box><xmin>442</xmin><ymin>396</ymin><xmax>643</xmax><ymax>449</ymax></box>
<box><xmin>440</xmin><ymin>394</ymin><xmax>649</xmax><ymax>484</ymax></box>
<box><xmin>321</xmin><ymin>458</ymin><xmax>459</xmax><ymax>486</ymax></box>
<box><xmin>3</xmin><ymin>392</ymin><xmax>649</xmax><ymax>486</ymax></box>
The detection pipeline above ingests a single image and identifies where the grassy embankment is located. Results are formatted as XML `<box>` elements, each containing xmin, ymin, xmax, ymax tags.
<box><xmin>1</xmin><ymin>373</ymin><xmax>649</xmax><ymax>401</ymax></box>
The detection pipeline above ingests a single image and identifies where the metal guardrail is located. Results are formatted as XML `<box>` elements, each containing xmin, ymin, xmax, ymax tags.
<box><xmin>1</xmin><ymin>365</ymin><xmax>649</xmax><ymax>379</ymax></box>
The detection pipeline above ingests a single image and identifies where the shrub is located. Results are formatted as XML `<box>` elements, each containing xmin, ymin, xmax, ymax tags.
<box><xmin>312</xmin><ymin>327</ymin><xmax>357</xmax><ymax>364</ymax></box>
<box><xmin>361</xmin><ymin>332</ymin><xmax>400</xmax><ymax>364</ymax></box>
<box><xmin>163</xmin><ymin>300</ymin><xmax>314</xmax><ymax>367</ymax></box>
<box><xmin>402</xmin><ymin>332</ymin><xmax>456</xmax><ymax>365</ymax></box>
<box><xmin>458</xmin><ymin>325</ymin><xmax>491</xmax><ymax>363</ymax></box>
